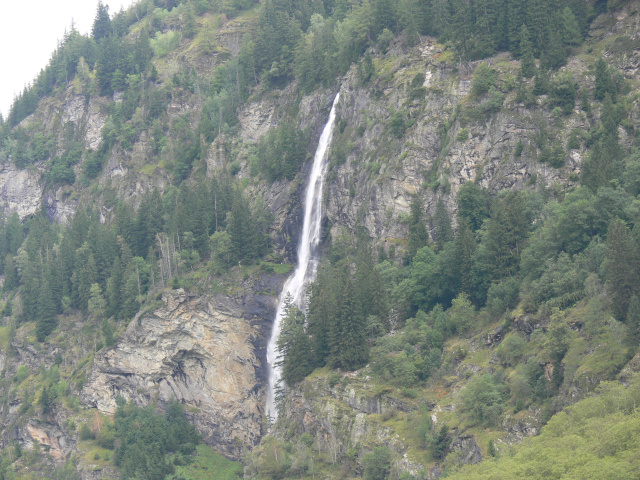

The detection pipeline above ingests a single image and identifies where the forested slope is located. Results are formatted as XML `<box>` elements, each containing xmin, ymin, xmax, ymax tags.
<box><xmin>0</xmin><ymin>0</ymin><xmax>640</xmax><ymax>479</ymax></box>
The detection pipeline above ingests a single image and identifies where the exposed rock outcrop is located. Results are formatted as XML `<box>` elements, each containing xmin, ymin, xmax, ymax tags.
<box><xmin>82</xmin><ymin>287</ymin><xmax>277</xmax><ymax>459</ymax></box>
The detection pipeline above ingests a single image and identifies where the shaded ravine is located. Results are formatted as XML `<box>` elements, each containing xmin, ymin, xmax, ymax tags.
<box><xmin>265</xmin><ymin>93</ymin><xmax>340</xmax><ymax>421</ymax></box>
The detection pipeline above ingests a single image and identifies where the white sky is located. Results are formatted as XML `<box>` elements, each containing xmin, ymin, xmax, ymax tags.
<box><xmin>0</xmin><ymin>0</ymin><xmax>139</xmax><ymax>118</ymax></box>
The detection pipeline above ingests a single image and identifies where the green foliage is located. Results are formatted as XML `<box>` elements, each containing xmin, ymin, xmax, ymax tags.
<box><xmin>471</xmin><ymin>63</ymin><xmax>497</xmax><ymax>97</ymax></box>
<box><xmin>461</xmin><ymin>374</ymin><xmax>506</xmax><ymax>427</ymax></box>
<box><xmin>172</xmin><ymin>444</ymin><xmax>243</xmax><ymax>480</ymax></box>
<box><xmin>277</xmin><ymin>296</ymin><xmax>315</xmax><ymax>387</ymax></box>
<box><xmin>257</xmin><ymin>122</ymin><xmax>308</xmax><ymax>181</ymax></box>
<box><xmin>389</xmin><ymin>110</ymin><xmax>409</xmax><ymax>138</ymax></box>
<box><xmin>363</xmin><ymin>446</ymin><xmax>392</xmax><ymax>480</ymax></box>
<box><xmin>113</xmin><ymin>400</ymin><xmax>200</xmax><ymax>480</ymax></box>
<box><xmin>448</xmin><ymin>375</ymin><xmax>640</xmax><ymax>479</ymax></box>
<box><xmin>550</xmin><ymin>72</ymin><xmax>577</xmax><ymax>115</ymax></box>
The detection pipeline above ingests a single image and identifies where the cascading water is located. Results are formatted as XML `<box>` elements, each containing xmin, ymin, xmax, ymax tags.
<box><xmin>265</xmin><ymin>93</ymin><xmax>340</xmax><ymax>421</ymax></box>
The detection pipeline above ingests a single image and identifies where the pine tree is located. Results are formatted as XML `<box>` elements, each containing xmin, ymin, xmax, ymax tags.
<box><xmin>307</xmin><ymin>264</ymin><xmax>336</xmax><ymax>366</ymax></box>
<box><xmin>605</xmin><ymin>220</ymin><xmax>640</xmax><ymax>320</ymax></box>
<box><xmin>456</xmin><ymin>182</ymin><xmax>489</xmax><ymax>232</ymax></box>
<box><xmin>626</xmin><ymin>295</ymin><xmax>640</xmax><ymax>342</ymax></box>
<box><xmin>88</xmin><ymin>283</ymin><xmax>106</xmax><ymax>319</ymax></box>
<box><xmin>278</xmin><ymin>295</ymin><xmax>314</xmax><ymax>385</ymax></box>
<box><xmin>582</xmin><ymin>94</ymin><xmax>624</xmax><ymax>192</ymax></box>
<box><xmin>72</xmin><ymin>243</ymin><xmax>97</xmax><ymax>313</ymax></box>
<box><xmin>36</xmin><ymin>279</ymin><xmax>57</xmax><ymax>342</ymax></box>
<box><xmin>542</xmin><ymin>28</ymin><xmax>567</xmax><ymax>70</ymax></box>
<box><xmin>335</xmin><ymin>275</ymin><xmax>368</xmax><ymax>370</ymax></box>
<box><xmin>92</xmin><ymin>1</ymin><xmax>112</xmax><ymax>41</ymax></box>
<box><xmin>594</xmin><ymin>58</ymin><xmax>615</xmax><ymax>102</ymax></box>
<box><xmin>561</xmin><ymin>7</ymin><xmax>581</xmax><ymax>46</ymax></box>
<box><xmin>432</xmin><ymin>198</ymin><xmax>454</xmax><ymax>251</ymax></box>
<box><xmin>485</xmin><ymin>191</ymin><xmax>529</xmax><ymax>279</ymax></box>
<box><xmin>454</xmin><ymin>220</ymin><xmax>476</xmax><ymax>296</ymax></box>
<box><xmin>532</xmin><ymin>67</ymin><xmax>550</xmax><ymax>95</ymax></box>
<box><xmin>106</xmin><ymin>256</ymin><xmax>123</xmax><ymax>319</ymax></box>
<box><xmin>519</xmin><ymin>24</ymin><xmax>535</xmax><ymax>78</ymax></box>
<box><xmin>407</xmin><ymin>196</ymin><xmax>429</xmax><ymax>259</ymax></box>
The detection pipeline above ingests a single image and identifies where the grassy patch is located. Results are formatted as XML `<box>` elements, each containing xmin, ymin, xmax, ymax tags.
<box><xmin>260</xmin><ymin>262</ymin><xmax>294</xmax><ymax>275</ymax></box>
<box><xmin>171</xmin><ymin>444</ymin><xmax>243</xmax><ymax>480</ymax></box>
<box><xmin>0</xmin><ymin>326</ymin><xmax>10</xmax><ymax>349</ymax></box>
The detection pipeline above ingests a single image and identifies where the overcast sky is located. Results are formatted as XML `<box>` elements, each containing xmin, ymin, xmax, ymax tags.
<box><xmin>0</xmin><ymin>0</ymin><xmax>139</xmax><ymax>118</ymax></box>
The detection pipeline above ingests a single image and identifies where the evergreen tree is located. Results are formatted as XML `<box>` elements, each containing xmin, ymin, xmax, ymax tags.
<box><xmin>36</xmin><ymin>279</ymin><xmax>57</xmax><ymax>342</ymax></box>
<box><xmin>626</xmin><ymin>294</ymin><xmax>640</xmax><ymax>341</ymax></box>
<box><xmin>561</xmin><ymin>7</ymin><xmax>582</xmax><ymax>46</ymax></box>
<box><xmin>307</xmin><ymin>263</ymin><xmax>336</xmax><ymax>366</ymax></box>
<box><xmin>432</xmin><ymin>198</ymin><xmax>454</xmax><ymax>251</ymax></box>
<box><xmin>485</xmin><ymin>191</ymin><xmax>529</xmax><ymax>279</ymax></box>
<box><xmin>92</xmin><ymin>1</ymin><xmax>112</xmax><ymax>41</ymax></box>
<box><xmin>532</xmin><ymin>67</ymin><xmax>550</xmax><ymax>95</ymax></box>
<box><xmin>277</xmin><ymin>295</ymin><xmax>314</xmax><ymax>385</ymax></box>
<box><xmin>374</xmin><ymin>0</ymin><xmax>397</xmax><ymax>36</ymax></box>
<box><xmin>456</xmin><ymin>182</ymin><xmax>489</xmax><ymax>232</ymax></box>
<box><xmin>605</xmin><ymin>220</ymin><xmax>640</xmax><ymax>320</ymax></box>
<box><xmin>594</xmin><ymin>58</ymin><xmax>615</xmax><ymax>101</ymax></box>
<box><xmin>334</xmin><ymin>274</ymin><xmax>368</xmax><ymax>370</ymax></box>
<box><xmin>519</xmin><ymin>24</ymin><xmax>536</xmax><ymax>78</ymax></box>
<box><xmin>542</xmin><ymin>28</ymin><xmax>567</xmax><ymax>70</ymax></box>
<box><xmin>582</xmin><ymin>94</ymin><xmax>624</xmax><ymax>192</ymax></box>
<box><xmin>72</xmin><ymin>243</ymin><xmax>97</xmax><ymax>312</ymax></box>
<box><xmin>454</xmin><ymin>220</ymin><xmax>476</xmax><ymax>296</ymax></box>
<box><xmin>407</xmin><ymin>196</ymin><xmax>429</xmax><ymax>259</ymax></box>
<box><xmin>106</xmin><ymin>255</ymin><xmax>123</xmax><ymax>318</ymax></box>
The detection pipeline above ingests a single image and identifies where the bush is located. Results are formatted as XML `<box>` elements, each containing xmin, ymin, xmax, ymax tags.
<box><xmin>461</xmin><ymin>374</ymin><xmax>505</xmax><ymax>426</ymax></box>
<box><xmin>79</xmin><ymin>423</ymin><xmax>95</xmax><ymax>441</ymax></box>
<box><xmin>363</xmin><ymin>446</ymin><xmax>392</xmax><ymax>480</ymax></box>
<box><xmin>390</xmin><ymin>110</ymin><xmax>409</xmax><ymax>138</ymax></box>
<box><xmin>471</xmin><ymin>63</ymin><xmax>497</xmax><ymax>97</ymax></box>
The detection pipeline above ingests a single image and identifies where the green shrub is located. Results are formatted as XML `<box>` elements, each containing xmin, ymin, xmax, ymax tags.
<box><xmin>363</xmin><ymin>446</ymin><xmax>392</xmax><ymax>480</ymax></box>
<box><xmin>456</xmin><ymin>128</ymin><xmax>469</xmax><ymax>141</ymax></box>
<box><xmin>471</xmin><ymin>63</ymin><xmax>497</xmax><ymax>97</ymax></box>
<box><xmin>461</xmin><ymin>374</ymin><xmax>505</xmax><ymax>426</ymax></box>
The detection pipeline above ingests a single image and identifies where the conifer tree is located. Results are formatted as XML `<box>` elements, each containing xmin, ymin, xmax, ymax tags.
<box><xmin>626</xmin><ymin>294</ymin><xmax>640</xmax><ymax>342</ymax></box>
<box><xmin>407</xmin><ymin>196</ymin><xmax>429</xmax><ymax>259</ymax></box>
<box><xmin>36</xmin><ymin>279</ymin><xmax>57</xmax><ymax>342</ymax></box>
<box><xmin>456</xmin><ymin>182</ymin><xmax>489</xmax><ymax>232</ymax></box>
<box><xmin>307</xmin><ymin>263</ymin><xmax>336</xmax><ymax>366</ymax></box>
<box><xmin>278</xmin><ymin>295</ymin><xmax>314</xmax><ymax>385</ymax></box>
<box><xmin>542</xmin><ymin>28</ymin><xmax>567</xmax><ymax>70</ymax></box>
<box><xmin>561</xmin><ymin>7</ymin><xmax>582</xmax><ymax>46</ymax></box>
<box><xmin>519</xmin><ymin>24</ymin><xmax>535</xmax><ymax>78</ymax></box>
<box><xmin>454</xmin><ymin>220</ymin><xmax>476</xmax><ymax>296</ymax></box>
<box><xmin>605</xmin><ymin>220</ymin><xmax>640</xmax><ymax>320</ymax></box>
<box><xmin>432</xmin><ymin>198</ymin><xmax>454</xmax><ymax>251</ymax></box>
<box><xmin>594</xmin><ymin>58</ymin><xmax>615</xmax><ymax>101</ymax></box>
<box><xmin>582</xmin><ymin>94</ymin><xmax>623</xmax><ymax>192</ymax></box>
<box><xmin>334</xmin><ymin>274</ymin><xmax>368</xmax><ymax>370</ymax></box>
<box><xmin>92</xmin><ymin>1</ymin><xmax>112</xmax><ymax>41</ymax></box>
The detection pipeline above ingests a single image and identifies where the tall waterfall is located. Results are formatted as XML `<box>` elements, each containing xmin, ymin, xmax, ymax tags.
<box><xmin>265</xmin><ymin>93</ymin><xmax>340</xmax><ymax>421</ymax></box>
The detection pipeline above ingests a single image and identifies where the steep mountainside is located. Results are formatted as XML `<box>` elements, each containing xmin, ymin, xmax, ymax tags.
<box><xmin>1</xmin><ymin>0</ymin><xmax>640</xmax><ymax>479</ymax></box>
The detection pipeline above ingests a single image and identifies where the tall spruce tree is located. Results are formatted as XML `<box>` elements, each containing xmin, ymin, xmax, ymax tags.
<box><xmin>605</xmin><ymin>220</ymin><xmax>640</xmax><ymax>320</ymax></box>
<box><xmin>519</xmin><ymin>24</ymin><xmax>536</xmax><ymax>78</ymax></box>
<box><xmin>407</xmin><ymin>196</ymin><xmax>429</xmax><ymax>259</ymax></box>
<box><xmin>36</xmin><ymin>279</ymin><xmax>57</xmax><ymax>342</ymax></box>
<box><xmin>432</xmin><ymin>198</ymin><xmax>454</xmax><ymax>251</ymax></box>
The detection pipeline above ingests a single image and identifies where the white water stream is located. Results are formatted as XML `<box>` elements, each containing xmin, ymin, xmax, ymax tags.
<box><xmin>265</xmin><ymin>93</ymin><xmax>340</xmax><ymax>421</ymax></box>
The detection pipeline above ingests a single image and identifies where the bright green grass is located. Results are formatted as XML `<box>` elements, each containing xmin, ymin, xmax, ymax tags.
<box><xmin>170</xmin><ymin>444</ymin><xmax>243</xmax><ymax>480</ymax></box>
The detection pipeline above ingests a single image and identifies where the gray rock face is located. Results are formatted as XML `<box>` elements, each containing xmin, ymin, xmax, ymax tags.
<box><xmin>82</xmin><ymin>288</ymin><xmax>277</xmax><ymax>459</ymax></box>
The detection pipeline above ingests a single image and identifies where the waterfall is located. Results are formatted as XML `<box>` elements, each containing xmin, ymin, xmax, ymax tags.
<box><xmin>265</xmin><ymin>93</ymin><xmax>340</xmax><ymax>421</ymax></box>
